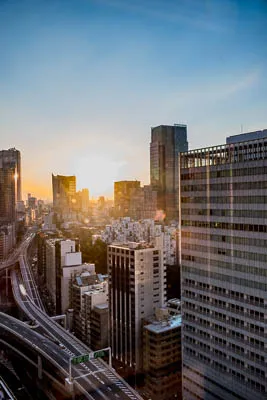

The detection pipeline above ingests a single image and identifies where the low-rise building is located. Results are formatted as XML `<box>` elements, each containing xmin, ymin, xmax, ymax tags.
<box><xmin>70</xmin><ymin>271</ymin><xmax>108</xmax><ymax>348</ymax></box>
<box><xmin>143</xmin><ymin>308</ymin><xmax>182</xmax><ymax>400</ymax></box>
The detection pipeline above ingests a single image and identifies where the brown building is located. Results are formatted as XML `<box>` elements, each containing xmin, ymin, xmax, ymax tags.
<box><xmin>129</xmin><ymin>185</ymin><xmax>157</xmax><ymax>221</ymax></box>
<box><xmin>90</xmin><ymin>303</ymin><xmax>109</xmax><ymax>350</ymax></box>
<box><xmin>0</xmin><ymin>148</ymin><xmax>21</xmax><ymax>202</ymax></box>
<box><xmin>52</xmin><ymin>174</ymin><xmax>76</xmax><ymax>213</ymax></box>
<box><xmin>143</xmin><ymin>309</ymin><xmax>182</xmax><ymax>400</ymax></box>
<box><xmin>114</xmin><ymin>180</ymin><xmax>140</xmax><ymax>217</ymax></box>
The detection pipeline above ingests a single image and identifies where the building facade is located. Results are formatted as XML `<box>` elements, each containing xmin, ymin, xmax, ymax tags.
<box><xmin>143</xmin><ymin>309</ymin><xmax>182</xmax><ymax>400</ymax></box>
<box><xmin>0</xmin><ymin>148</ymin><xmax>21</xmax><ymax>202</ymax></box>
<box><xmin>0</xmin><ymin>165</ymin><xmax>16</xmax><ymax>259</ymax></box>
<box><xmin>180</xmin><ymin>131</ymin><xmax>267</xmax><ymax>399</ymax></box>
<box><xmin>108</xmin><ymin>241</ymin><xmax>166</xmax><ymax>373</ymax></box>
<box><xmin>114</xmin><ymin>180</ymin><xmax>140</xmax><ymax>217</ymax></box>
<box><xmin>129</xmin><ymin>185</ymin><xmax>157</xmax><ymax>220</ymax></box>
<box><xmin>52</xmin><ymin>174</ymin><xmax>76</xmax><ymax>214</ymax></box>
<box><xmin>70</xmin><ymin>272</ymin><xmax>108</xmax><ymax>348</ymax></box>
<box><xmin>150</xmin><ymin>124</ymin><xmax>188</xmax><ymax>221</ymax></box>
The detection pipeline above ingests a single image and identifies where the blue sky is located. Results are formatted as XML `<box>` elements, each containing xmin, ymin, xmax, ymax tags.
<box><xmin>1</xmin><ymin>0</ymin><xmax>267</xmax><ymax>199</ymax></box>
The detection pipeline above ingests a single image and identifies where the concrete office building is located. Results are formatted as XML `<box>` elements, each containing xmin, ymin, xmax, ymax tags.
<box><xmin>180</xmin><ymin>130</ymin><xmax>267</xmax><ymax>400</ymax></box>
<box><xmin>108</xmin><ymin>241</ymin><xmax>166</xmax><ymax>373</ymax></box>
<box><xmin>150</xmin><ymin>124</ymin><xmax>188</xmax><ymax>221</ymax></box>
<box><xmin>0</xmin><ymin>148</ymin><xmax>21</xmax><ymax>202</ymax></box>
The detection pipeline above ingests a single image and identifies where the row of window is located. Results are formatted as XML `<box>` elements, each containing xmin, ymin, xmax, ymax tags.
<box><xmin>183</xmin><ymin>279</ymin><xmax>265</xmax><ymax>305</ymax></box>
<box><xmin>182</xmin><ymin>256</ymin><xmax>267</xmax><ymax>281</ymax></box>
<box><xmin>183</xmin><ymin>314</ymin><xmax>265</xmax><ymax>349</ymax></box>
<box><xmin>182</xmin><ymin>220</ymin><xmax>267</xmax><ymax>232</ymax></box>
<box><xmin>184</xmin><ymin>300</ymin><xmax>265</xmax><ymax>333</ymax></box>
<box><xmin>184</xmin><ymin>364</ymin><xmax>265</xmax><ymax>397</ymax></box>
<box><xmin>182</xmin><ymin>208</ymin><xmax>267</xmax><ymax>218</ymax></box>
<box><xmin>183</xmin><ymin>332</ymin><xmax>264</xmax><ymax>363</ymax></box>
<box><xmin>181</xmin><ymin>195</ymin><xmax>267</xmax><ymax>204</ymax></box>
<box><xmin>184</xmin><ymin>346</ymin><xmax>266</xmax><ymax>380</ymax></box>
<box><xmin>181</xmin><ymin>180</ymin><xmax>267</xmax><ymax>192</ymax></box>
<box><xmin>181</xmin><ymin>231</ymin><xmax>267</xmax><ymax>248</ymax></box>
<box><xmin>181</xmin><ymin>165</ymin><xmax>267</xmax><ymax>181</ymax></box>
<box><xmin>182</xmin><ymin>242</ymin><xmax>267</xmax><ymax>263</ymax></box>
<box><xmin>185</xmin><ymin>336</ymin><xmax>265</xmax><ymax>379</ymax></box>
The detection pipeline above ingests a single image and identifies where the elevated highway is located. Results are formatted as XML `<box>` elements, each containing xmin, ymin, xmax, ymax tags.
<box><xmin>3</xmin><ymin>232</ymin><xmax>143</xmax><ymax>400</ymax></box>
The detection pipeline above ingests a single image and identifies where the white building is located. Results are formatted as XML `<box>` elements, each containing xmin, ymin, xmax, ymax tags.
<box><xmin>71</xmin><ymin>271</ymin><xmax>108</xmax><ymax>347</ymax></box>
<box><xmin>45</xmin><ymin>238</ymin><xmax>95</xmax><ymax>314</ymax></box>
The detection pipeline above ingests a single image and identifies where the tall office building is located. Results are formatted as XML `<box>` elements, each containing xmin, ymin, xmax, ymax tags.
<box><xmin>114</xmin><ymin>180</ymin><xmax>140</xmax><ymax>217</ymax></box>
<box><xmin>0</xmin><ymin>166</ymin><xmax>17</xmax><ymax>259</ymax></box>
<box><xmin>129</xmin><ymin>185</ymin><xmax>157</xmax><ymax>220</ymax></box>
<box><xmin>0</xmin><ymin>167</ymin><xmax>16</xmax><ymax>223</ymax></box>
<box><xmin>180</xmin><ymin>130</ymin><xmax>267</xmax><ymax>400</ymax></box>
<box><xmin>0</xmin><ymin>148</ymin><xmax>21</xmax><ymax>201</ymax></box>
<box><xmin>150</xmin><ymin>124</ymin><xmax>188</xmax><ymax>221</ymax></box>
<box><xmin>52</xmin><ymin>174</ymin><xmax>76</xmax><ymax>213</ymax></box>
<box><xmin>108</xmin><ymin>241</ymin><xmax>166</xmax><ymax>373</ymax></box>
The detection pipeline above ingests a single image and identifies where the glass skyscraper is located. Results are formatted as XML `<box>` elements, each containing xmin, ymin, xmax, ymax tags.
<box><xmin>150</xmin><ymin>124</ymin><xmax>188</xmax><ymax>221</ymax></box>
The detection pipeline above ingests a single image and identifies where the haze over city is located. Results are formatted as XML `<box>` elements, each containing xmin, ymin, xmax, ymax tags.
<box><xmin>1</xmin><ymin>0</ymin><xmax>267</xmax><ymax>199</ymax></box>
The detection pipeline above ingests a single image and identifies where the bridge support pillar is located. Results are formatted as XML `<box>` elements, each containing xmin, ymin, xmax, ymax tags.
<box><xmin>38</xmin><ymin>355</ymin><xmax>42</xmax><ymax>379</ymax></box>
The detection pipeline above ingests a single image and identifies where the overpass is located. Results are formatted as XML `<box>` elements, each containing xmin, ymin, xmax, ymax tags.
<box><xmin>2</xmin><ymin>232</ymin><xmax>143</xmax><ymax>400</ymax></box>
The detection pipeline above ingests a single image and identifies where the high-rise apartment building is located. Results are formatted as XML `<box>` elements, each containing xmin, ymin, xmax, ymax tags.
<box><xmin>150</xmin><ymin>124</ymin><xmax>188</xmax><ymax>221</ymax></box>
<box><xmin>108</xmin><ymin>241</ymin><xmax>166</xmax><ymax>373</ymax></box>
<box><xmin>0</xmin><ymin>148</ymin><xmax>21</xmax><ymax>201</ymax></box>
<box><xmin>114</xmin><ymin>180</ymin><xmax>140</xmax><ymax>217</ymax></box>
<box><xmin>180</xmin><ymin>130</ymin><xmax>267</xmax><ymax>400</ymax></box>
<box><xmin>52</xmin><ymin>174</ymin><xmax>76</xmax><ymax>213</ymax></box>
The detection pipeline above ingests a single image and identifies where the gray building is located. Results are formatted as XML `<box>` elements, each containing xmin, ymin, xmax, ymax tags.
<box><xmin>180</xmin><ymin>132</ymin><xmax>267</xmax><ymax>399</ymax></box>
<box><xmin>150</xmin><ymin>124</ymin><xmax>188</xmax><ymax>221</ymax></box>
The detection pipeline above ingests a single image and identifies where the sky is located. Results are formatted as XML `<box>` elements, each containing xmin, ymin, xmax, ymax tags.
<box><xmin>1</xmin><ymin>0</ymin><xmax>267</xmax><ymax>200</ymax></box>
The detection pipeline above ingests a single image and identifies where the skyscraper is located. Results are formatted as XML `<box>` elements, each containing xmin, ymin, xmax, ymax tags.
<box><xmin>52</xmin><ymin>174</ymin><xmax>76</xmax><ymax>213</ymax></box>
<box><xmin>0</xmin><ymin>167</ymin><xmax>16</xmax><ymax>223</ymax></box>
<box><xmin>108</xmin><ymin>241</ymin><xmax>166</xmax><ymax>373</ymax></box>
<box><xmin>0</xmin><ymin>165</ymin><xmax>16</xmax><ymax>259</ymax></box>
<box><xmin>0</xmin><ymin>148</ymin><xmax>21</xmax><ymax>201</ymax></box>
<box><xmin>180</xmin><ymin>130</ymin><xmax>267</xmax><ymax>400</ymax></box>
<box><xmin>150</xmin><ymin>124</ymin><xmax>188</xmax><ymax>221</ymax></box>
<box><xmin>114</xmin><ymin>180</ymin><xmax>141</xmax><ymax>217</ymax></box>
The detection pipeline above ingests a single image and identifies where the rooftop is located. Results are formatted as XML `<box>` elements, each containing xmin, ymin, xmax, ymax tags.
<box><xmin>94</xmin><ymin>303</ymin><xmax>108</xmax><ymax>310</ymax></box>
<box><xmin>109</xmin><ymin>241</ymin><xmax>155</xmax><ymax>250</ymax></box>
<box><xmin>144</xmin><ymin>315</ymin><xmax>182</xmax><ymax>334</ymax></box>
